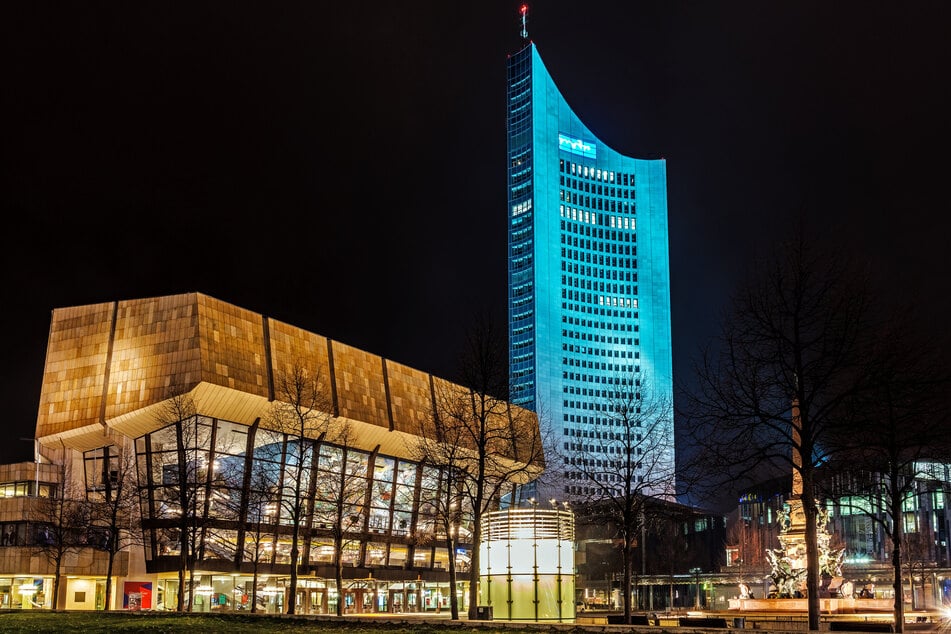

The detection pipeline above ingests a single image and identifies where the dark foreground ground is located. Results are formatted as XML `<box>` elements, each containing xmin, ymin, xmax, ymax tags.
<box><xmin>0</xmin><ymin>611</ymin><xmax>946</xmax><ymax>634</ymax></box>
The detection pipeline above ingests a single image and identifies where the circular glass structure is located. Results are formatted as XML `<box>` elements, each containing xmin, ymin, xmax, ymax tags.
<box><xmin>479</xmin><ymin>507</ymin><xmax>575</xmax><ymax>621</ymax></box>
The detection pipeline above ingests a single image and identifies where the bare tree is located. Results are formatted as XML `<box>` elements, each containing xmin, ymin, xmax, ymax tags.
<box><xmin>412</xmin><ymin>408</ymin><xmax>475</xmax><ymax>620</ymax></box>
<box><xmin>570</xmin><ymin>379</ymin><xmax>675</xmax><ymax>623</ymax></box>
<box><xmin>264</xmin><ymin>361</ymin><xmax>334</xmax><ymax>614</ymax></box>
<box><xmin>33</xmin><ymin>455</ymin><xmax>90</xmax><ymax>609</ymax></box>
<box><xmin>206</xmin><ymin>428</ymin><xmax>278</xmax><ymax>614</ymax></box>
<box><xmin>310</xmin><ymin>422</ymin><xmax>364</xmax><ymax>617</ymax></box>
<box><xmin>423</xmin><ymin>312</ymin><xmax>546</xmax><ymax>620</ymax></box>
<box><xmin>87</xmin><ymin>442</ymin><xmax>143</xmax><ymax>611</ymax></box>
<box><xmin>821</xmin><ymin>314</ymin><xmax>951</xmax><ymax>631</ymax></box>
<box><xmin>152</xmin><ymin>392</ymin><xmax>205</xmax><ymax>612</ymax></box>
<box><xmin>242</xmin><ymin>459</ymin><xmax>278</xmax><ymax>613</ymax></box>
<box><xmin>682</xmin><ymin>229</ymin><xmax>870</xmax><ymax>631</ymax></box>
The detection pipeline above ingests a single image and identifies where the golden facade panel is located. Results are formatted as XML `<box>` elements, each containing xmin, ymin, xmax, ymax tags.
<box><xmin>267</xmin><ymin>318</ymin><xmax>332</xmax><ymax>401</ymax></box>
<box><xmin>36</xmin><ymin>301</ymin><xmax>114</xmax><ymax>438</ymax></box>
<box><xmin>107</xmin><ymin>294</ymin><xmax>204</xmax><ymax>419</ymax></box>
<box><xmin>34</xmin><ymin>293</ymin><xmax>539</xmax><ymax>471</ymax></box>
<box><xmin>196</xmin><ymin>294</ymin><xmax>269</xmax><ymax>397</ymax></box>
<box><xmin>385</xmin><ymin>359</ymin><xmax>434</xmax><ymax>435</ymax></box>
<box><xmin>331</xmin><ymin>340</ymin><xmax>389</xmax><ymax>430</ymax></box>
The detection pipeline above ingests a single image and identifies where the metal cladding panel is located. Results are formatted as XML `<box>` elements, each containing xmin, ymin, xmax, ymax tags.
<box><xmin>384</xmin><ymin>359</ymin><xmax>434</xmax><ymax>436</ymax></box>
<box><xmin>106</xmin><ymin>294</ymin><xmax>205</xmax><ymax>420</ymax></box>
<box><xmin>330</xmin><ymin>340</ymin><xmax>390</xmax><ymax>432</ymax></box>
<box><xmin>194</xmin><ymin>294</ymin><xmax>270</xmax><ymax>398</ymax></box>
<box><xmin>36</xmin><ymin>301</ymin><xmax>115</xmax><ymax>438</ymax></box>
<box><xmin>267</xmin><ymin>317</ymin><xmax>332</xmax><ymax>399</ymax></box>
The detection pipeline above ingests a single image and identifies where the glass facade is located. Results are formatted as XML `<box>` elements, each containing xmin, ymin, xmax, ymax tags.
<box><xmin>506</xmin><ymin>43</ymin><xmax>674</xmax><ymax>500</ymax></box>
<box><xmin>134</xmin><ymin>415</ymin><xmax>472</xmax><ymax>570</ymax></box>
<box><xmin>132</xmin><ymin>414</ymin><xmax>472</xmax><ymax>614</ymax></box>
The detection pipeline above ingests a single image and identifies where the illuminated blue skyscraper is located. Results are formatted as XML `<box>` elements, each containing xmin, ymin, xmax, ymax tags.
<box><xmin>506</xmin><ymin>41</ymin><xmax>674</xmax><ymax>500</ymax></box>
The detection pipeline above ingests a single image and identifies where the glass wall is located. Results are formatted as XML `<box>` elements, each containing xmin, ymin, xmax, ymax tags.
<box><xmin>134</xmin><ymin>414</ymin><xmax>467</xmax><ymax>614</ymax></box>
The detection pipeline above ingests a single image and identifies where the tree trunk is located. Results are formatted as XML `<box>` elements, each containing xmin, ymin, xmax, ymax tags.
<box><xmin>251</xmin><ymin>568</ymin><xmax>259</xmax><ymax>614</ymax></box>
<box><xmin>623</xmin><ymin>543</ymin><xmax>633</xmax><ymax>622</ymax></box>
<box><xmin>287</xmin><ymin>533</ymin><xmax>298</xmax><ymax>614</ymax></box>
<box><xmin>891</xmin><ymin>477</ymin><xmax>905</xmax><ymax>634</ymax></box>
<box><xmin>104</xmin><ymin>548</ymin><xmax>115</xmax><ymax>610</ymax></box>
<box><xmin>52</xmin><ymin>560</ymin><xmax>62</xmax><ymax>610</ymax></box>
<box><xmin>467</xmin><ymin>494</ymin><xmax>484</xmax><ymax>620</ymax></box>
<box><xmin>177</xmin><ymin>548</ymin><xmax>186</xmax><ymax>611</ymax></box>
<box><xmin>334</xmin><ymin>533</ymin><xmax>344</xmax><ymax>616</ymax></box>
<box><xmin>187</xmin><ymin>563</ymin><xmax>196</xmax><ymax>612</ymax></box>
<box><xmin>447</xmin><ymin>534</ymin><xmax>459</xmax><ymax>619</ymax></box>
<box><xmin>802</xmin><ymin>473</ymin><xmax>821</xmax><ymax>631</ymax></box>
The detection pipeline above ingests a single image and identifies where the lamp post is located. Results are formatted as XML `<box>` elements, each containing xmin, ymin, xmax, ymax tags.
<box><xmin>689</xmin><ymin>567</ymin><xmax>702</xmax><ymax>609</ymax></box>
<box><xmin>550</xmin><ymin>498</ymin><xmax>563</xmax><ymax>622</ymax></box>
<box><xmin>529</xmin><ymin>497</ymin><xmax>539</xmax><ymax>620</ymax></box>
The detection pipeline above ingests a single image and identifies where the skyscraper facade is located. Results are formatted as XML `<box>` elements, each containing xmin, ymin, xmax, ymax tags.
<box><xmin>506</xmin><ymin>42</ymin><xmax>674</xmax><ymax>500</ymax></box>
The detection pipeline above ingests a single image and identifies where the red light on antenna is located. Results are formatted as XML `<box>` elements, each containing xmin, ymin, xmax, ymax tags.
<box><xmin>520</xmin><ymin>4</ymin><xmax>528</xmax><ymax>16</ymax></box>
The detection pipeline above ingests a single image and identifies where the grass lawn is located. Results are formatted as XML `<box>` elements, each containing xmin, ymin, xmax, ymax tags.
<box><xmin>0</xmin><ymin>611</ymin><xmax>546</xmax><ymax>633</ymax></box>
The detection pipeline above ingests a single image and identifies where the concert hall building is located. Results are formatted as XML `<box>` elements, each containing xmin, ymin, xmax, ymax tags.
<box><xmin>1</xmin><ymin>292</ymin><xmax>540</xmax><ymax>612</ymax></box>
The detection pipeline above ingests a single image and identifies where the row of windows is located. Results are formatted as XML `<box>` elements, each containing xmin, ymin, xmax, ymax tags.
<box><xmin>562</xmin><ymin>249</ymin><xmax>636</xmax><ymax>271</ymax></box>
<box><xmin>563</xmin><ymin>278</ymin><xmax>636</xmax><ymax>297</ymax></box>
<box><xmin>565</xmin><ymin>442</ymin><xmax>645</xmax><ymax>456</ymax></box>
<box><xmin>561</xmin><ymin>289</ymin><xmax>638</xmax><ymax>309</ymax></box>
<box><xmin>511</xmin><ymin>240</ymin><xmax>533</xmax><ymax>259</ymax></box>
<box><xmin>565</xmin><ymin>427</ymin><xmax>642</xmax><ymax>440</ymax></box>
<box><xmin>561</xmin><ymin>302</ymin><xmax>637</xmax><ymax>322</ymax></box>
<box><xmin>563</xmin><ymin>398</ymin><xmax>641</xmax><ymax>412</ymax></box>
<box><xmin>562</xmin><ymin>219</ymin><xmax>635</xmax><ymax>244</ymax></box>
<box><xmin>561</xmin><ymin>195</ymin><xmax>632</xmax><ymax>213</ymax></box>
<box><xmin>565</xmin><ymin>414</ymin><xmax>644</xmax><ymax>426</ymax></box>
<box><xmin>563</xmin><ymin>346</ymin><xmax>638</xmax><ymax>361</ymax></box>
<box><xmin>560</xmin><ymin>177</ymin><xmax>634</xmax><ymax>200</ymax></box>
<box><xmin>562</xmin><ymin>262</ymin><xmax>637</xmax><ymax>284</ymax></box>
<box><xmin>563</xmin><ymin>370</ymin><xmax>640</xmax><ymax>384</ymax></box>
<box><xmin>563</xmin><ymin>359</ymin><xmax>637</xmax><ymax>375</ymax></box>
<box><xmin>561</xmin><ymin>237</ymin><xmax>636</xmax><ymax>257</ymax></box>
<box><xmin>564</xmin><ymin>332</ymin><xmax>637</xmax><ymax>346</ymax></box>
<box><xmin>563</xmin><ymin>314</ymin><xmax>639</xmax><ymax>330</ymax></box>
<box><xmin>561</xmin><ymin>205</ymin><xmax>636</xmax><ymax>227</ymax></box>
<box><xmin>0</xmin><ymin>480</ymin><xmax>54</xmax><ymax>499</ymax></box>
<box><xmin>561</xmin><ymin>240</ymin><xmax>636</xmax><ymax>265</ymax></box>
<box><xmin>565</xmin><ymin>385</ymin><xmax>642</xmax><ymax>399</ymax></box>
<box><xmin>560</xmin><ymin>159</ymin><xmax>635</xmax><ymax>187</ymax></box>
<box><xmin>511</xmin><ymin>199</ymin><xmax>532</xmax><ymax>217</ymax></box>
<box><xmin>564</xmin><ymin>484</ymin><xmax>642</xmax><ymax>496</ymax></box>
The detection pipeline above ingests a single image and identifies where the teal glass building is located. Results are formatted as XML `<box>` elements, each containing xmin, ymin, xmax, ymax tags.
<box><xmin>506</xmin><ymin>42</ymin><xmax>674</xmax><ymax>499</ymax></box>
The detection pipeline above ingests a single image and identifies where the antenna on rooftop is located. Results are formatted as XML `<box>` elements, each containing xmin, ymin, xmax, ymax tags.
<box><xmin>520</xmin><ymin>4</ymin><xmax>529</xmax><ymax>40</ymax></box>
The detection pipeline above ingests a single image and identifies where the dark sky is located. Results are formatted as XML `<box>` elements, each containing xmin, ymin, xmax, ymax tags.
<box><xmin>4</xmin><ymin>2</ymin><xmax>950</xmax><ymax>467</ymax></box>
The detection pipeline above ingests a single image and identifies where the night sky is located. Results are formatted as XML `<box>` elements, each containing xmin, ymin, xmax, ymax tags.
<box><xmin>4</xmin><ymin>3</ymin><xmax>950</xmax><ymax>470</ymax></box>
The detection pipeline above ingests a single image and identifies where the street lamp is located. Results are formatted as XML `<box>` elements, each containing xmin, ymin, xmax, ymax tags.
<box><xmin>526</xmin><ymin>497</ymin><xmax>540</xmax><ymax>620</ymax></box>
<box><xmin>689</xmin><ymin>567</ymin><xmax>702</xmax><ymax>609</ymax></box>
<box><xmin>550</xmin><ymin>498</ymin><xmax>563</xmax><ymax>622</ymax></box>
